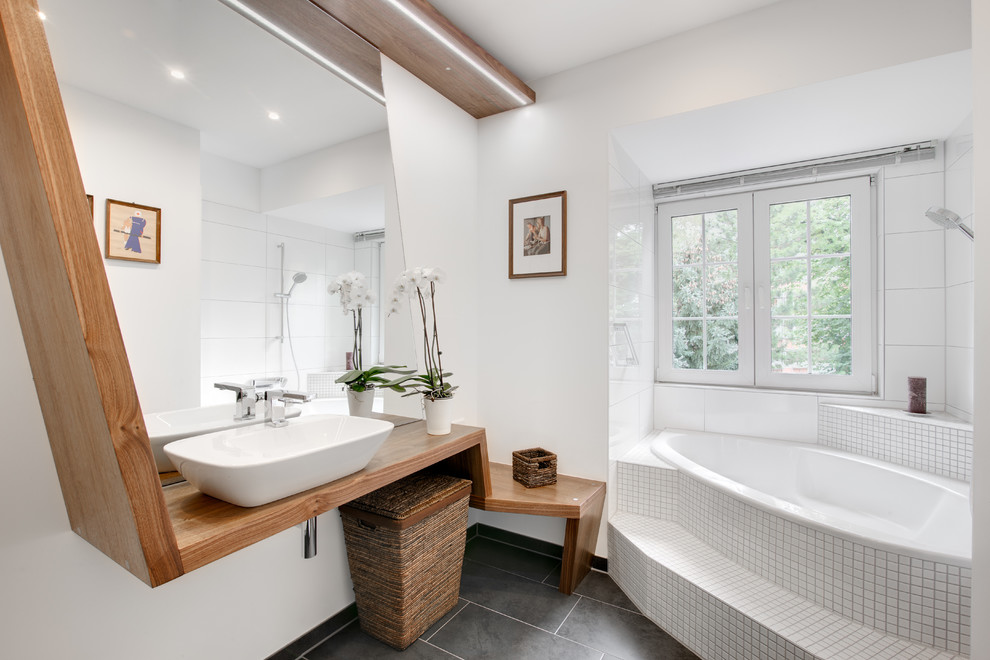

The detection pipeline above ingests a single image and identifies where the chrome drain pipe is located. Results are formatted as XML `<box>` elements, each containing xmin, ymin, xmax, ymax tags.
<box><xmin>303</xmin><ymin>516</ymin><xmax>317</xmax><ymax>558</ymax></box>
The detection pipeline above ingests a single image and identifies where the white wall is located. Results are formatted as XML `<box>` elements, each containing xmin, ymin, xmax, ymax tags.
<box><xmin>62</xmin><ymin>85</ymin><xmax>201</xmax><ymax>413</ymax></box>
<box><xmin>473</xmin><ymin>0</ymin><xmax>969</xmax><ymax>553</ymax></box>
<box><xmin>380</xmin><ymin>58</ymin><xmax>480</xmax><ymax>421</ymax></box>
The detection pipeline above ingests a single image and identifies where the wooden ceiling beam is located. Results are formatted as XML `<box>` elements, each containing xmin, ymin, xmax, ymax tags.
<box><xmin>310</xmin><ymin>0</ymin><xmax>535</xmax><ymax>118</ymax></box>
<box><xmin>218</xmin><ymin>0</ymin><xmax>385</xmax><ymax>103</ymax></box>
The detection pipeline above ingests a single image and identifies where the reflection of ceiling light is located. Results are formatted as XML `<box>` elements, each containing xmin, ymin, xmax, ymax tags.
<box><xmin>37</xmin><ymin>10</ymin><xmax>47</xmax><ymax>20</ymax></box>
<box><xmin>383</xmin><ymin>0</ymin><xmax>531</xmax><ymax>106</ymax></box>
<box><xmin>268</xmin><ymin>111</ymin><xmax>281</xmax><ymax>121</ymax></box>
<box><xmin>220</xmin><ymin>0</ymin><xmax>386</xmax><ymax>104</ymax></box>
<box><xmin>169</xmin><ymin>69</ymin><xmax>186</xmax><ymax>80</ymax></box>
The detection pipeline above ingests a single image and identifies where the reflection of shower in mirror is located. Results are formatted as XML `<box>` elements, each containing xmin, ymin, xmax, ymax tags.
<box><xmin>275</xmin><ymin>242</ymin><xmax>306</xmax><ymax>389</ymax></box>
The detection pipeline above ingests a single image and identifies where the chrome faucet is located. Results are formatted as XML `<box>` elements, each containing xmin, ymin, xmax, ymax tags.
<box><xmin>214</xmin><ymin>381</ymin><xmax>258</xmax><ymax>420</ymax></box>
<box><xmin>263</xmin><ymin>389</ymin><xmax>314</xmax><ymax>427</ymax></box>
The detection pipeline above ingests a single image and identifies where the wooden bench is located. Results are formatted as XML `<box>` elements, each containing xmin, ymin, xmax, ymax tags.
<box><xmin>469</xmin><ymin>462</ymin><xmax>606</xmax><ymax>595</ymax></box>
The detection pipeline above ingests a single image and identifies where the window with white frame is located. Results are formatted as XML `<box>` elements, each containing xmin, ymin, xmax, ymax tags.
<box><xmin>657</xmin><ymin>176</ymin><xmax>874</xmax><ymax>393</ymax></box>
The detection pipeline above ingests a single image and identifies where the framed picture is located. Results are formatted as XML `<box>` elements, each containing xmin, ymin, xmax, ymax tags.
<box><xmin>508</xmin><ymin>190</ymin><xmax>566</xmax><ymax>279</ymax></box>
<box><xmin>105</xmin><ymin>198</ymin><xmax>161</xmax><ymax>264</ymax></box>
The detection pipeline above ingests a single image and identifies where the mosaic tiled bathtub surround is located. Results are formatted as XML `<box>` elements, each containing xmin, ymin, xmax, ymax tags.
<box><xmin>818</xmin><ymin>405</ymin><xmax>973</xmax><ymax>482</ymax></box>
<box><xmin>613</xmin><ymin>444</ymin><xmax>971</xmax><ymax>657</ymax></box>
<box><xmin>677</xmin><ymin>472</ymin><xmax>970</xmax><ymax>654</ymax></box>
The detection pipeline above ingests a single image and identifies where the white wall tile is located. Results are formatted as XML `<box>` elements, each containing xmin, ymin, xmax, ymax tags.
<box><xmin>201</xmin><ymin>337</ymin><xmax>267</xmax><ymax>376</ymax></box>
<box><xmin>945</xmin><ymin>227</ymin><xmax>974</xmax><ymax>287</ymax></box>
<box><xmin>326</xmin><ymin>228</ymin><xmax>353</xmax><ymax>249</ymax></box>
<box><xmin>268</xmin><ymin>302</ymin><xmax>326</xmax><ymax>340</ymax></box>
<box><xmin>884</xmin><ymin>231</ymin><xmax>944</xmax><ymax>289</ymax></box>
<box><xmin>266</xmin><ymin>269</ymin><xmax>325</xmax><ymax>307</ymax></box>
<box><xmin>884</xmin><ymin>288</ymin><xmax>945</xmax><ymax>346</ymax></box>
<box><xmin>201</xmin><ymin>300</ymin><xmax>266</xmax><ymax>339</ymax></box>
<box><xmin>883</xmin><ymin>172</ymin><xmax>944</xmax><ymax>234</ymax></box>
<box><xmin>608</xmin><ymin>394</ymin><xmax>639</xmax><ymax>458</ymax></box>
<box><xmin>654</xmin><ymin>385</ymin><xmax>705</xmax><ymax>432</ymax></box>
<box><xmin>639</xmin><ymin>387</ymin><xmax>654</xmax><ymax>439</ymax></box>
<box><xmin>946</xmin><ymin>346</ymin><xmax>974</xmax><ymax>416</ymax></box>
<box><xmin>946</xmin><ymin>282</ymin><xmax>974</xmax><ymax>348</ymax></box>
<box><xmin>944</xmin><ymin>149</ymin><xmax>973</xmax><ymax>221</ymax></box>
<box><xmin>266</xmin><ymin>236</ymin><xmax>326</xmax><ymax>275</ymax></box>
<box><xmin>267</xmin><ymin>335</ymin><xmax>326</xmax><ymax>374</ymax></box>
<box><xmin>703</xmin><ymin>388</ymin><xmax>818</xmax><ymax>442</ymax></box>
<box><xmin>883</xmin><ymin>345</ymin><xmax>945</xmax><ymax>405</ymax></box>
<box><xmin>202</xmin><ymin>201</ymin><xmax>265</xmax><ymax>231</ymax></box>
<box><xmin>200</xmin><ymin>372</ymin><xmax>266</xmax><ymax>407</ymax></box>
<box><xmin>202</xmin><ymin>221</ymin><xmax>267</xmax><ymax>267</ymax></box>
<box><xmin>326</xmin><ymin>245</ymin><xmax>356</xmax><ymax>277</ymax></box>
<box><xmin>200</xmin><ymin>261</ymin><xmax>267</xmax><ymax>302</ymax></box>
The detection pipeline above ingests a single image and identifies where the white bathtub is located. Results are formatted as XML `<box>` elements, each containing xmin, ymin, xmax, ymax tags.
<box><xmin>651</xmin><ymin>430</ymin><xmax>971</xmax><ymax>566</ymax></box>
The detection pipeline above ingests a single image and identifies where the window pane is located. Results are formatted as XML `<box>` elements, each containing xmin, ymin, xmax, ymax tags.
<box><xmin>673</xmin><ymin>320</ymin><xmax>704</xmax><ymax>369</ymax></box>
<box><xmin>707</xmin><ymin>320</ymin><xmax>739</xmax><ymax>371</ymax></box>
<box><xmin>706</xmin><ymin>264</ymin><xmax>738</xmax><ymax>317</ymax></box>
<box><xmin>811</xmin><ymin>318</ymin><xmax>852</xmax><ymax>375</ymax></box>
<box><xmin>810</xmin><ymin>257</ymin><xmax>851</xmax><ymax>315</ymax></box>
<box><xmin>769</xmin><ymin>201</ymin><xmax>807</xmax><ymax>258</ymax></box>
<box><xmin>705</xmin><ymin>210</ymin><xmax>737</xmax><ymax>263</ymax></box>
<box><xmin>770</xmin><ymin>260</ymin><xmax>807</xmax><ymax>317</ymax></box>
<box><xmin>671</xmin><ymin>214</ymin><xmax>702</xmax><ymax>265</ymax></box>
<box><xmin>771</xmin><ymin>318</ymin><xmax>808</xmax><ymax>373</ymax></box>
<box><xmin>672</xmin><ymin>266</ymin><xmax>702</xmax><ymax>317</ymax></box>
<box><xmin>810</xmin><ymin>196</ymin><xmax>851</xmax><ymax>255</ymax></box>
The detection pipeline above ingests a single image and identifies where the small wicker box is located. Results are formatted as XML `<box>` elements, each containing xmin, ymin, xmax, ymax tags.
<box><xmin>339</xmin><ymin>472</ymin><xmax>472</xmax><ymax>650</ymax></box>
<box><xmin>512</xmin><ymin>447</ymin><xmax>557</xmax><ymax>488</ymax></box>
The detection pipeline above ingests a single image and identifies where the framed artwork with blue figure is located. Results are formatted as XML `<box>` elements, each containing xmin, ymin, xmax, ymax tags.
<box><xmin>105</xmin><ymin>199</ymin><xmax>161</xmax><ymax>264</ymax></box>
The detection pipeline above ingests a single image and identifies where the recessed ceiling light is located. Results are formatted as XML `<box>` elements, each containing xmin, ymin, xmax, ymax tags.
<box><xmin>169</xmin><ymin>69</ymin><xmax>186</xmax><ymax>80</ymax></box>
<box><xmin>268</xmin><ymin>111</ymin><xmax>281</xmax><ymax>121</ymax></box>
<box><xmin>37</xmin><ymin>10</ymin><xmax>47</xmax><ymax>20</ymax></box>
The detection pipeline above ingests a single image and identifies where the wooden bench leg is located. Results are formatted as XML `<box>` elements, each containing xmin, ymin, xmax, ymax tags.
<box><xmin>558</xmin><ymin>486</ymin><xmax>606</xmax><ymax>594</ymax></box>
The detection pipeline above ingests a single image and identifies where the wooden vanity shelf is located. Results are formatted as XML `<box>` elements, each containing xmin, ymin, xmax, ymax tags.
<box><xmin>165</xmin><ymin>417</ymin><xmax>491</xmax><ymax>575</ymax></box>
<box><xmin>470</xmin><ymin>462</ymin><xmax>605</xmax><ymax>595</ymax></box>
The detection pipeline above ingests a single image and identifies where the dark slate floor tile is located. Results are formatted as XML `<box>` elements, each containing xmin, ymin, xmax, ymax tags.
<box><xmin>556</xmin><ymin>597</ymin><xmax>699</xmax><ymax>660</ymax></box>
<box><xmin>543</xmin><ymin>563</ymin><xmax>561</xmax><ymax>588</ymax></box>
<box><xmin>305</xmin><ymin>621</ymin><xmax>456</xmax><ymax>659</ymax></box>
<box><xmin>428</xmin><ymin>603</ymin><xmax>602</xmax><ymax>660</ymax></box>
<box><xmin>458</xmin><ymin>559</ymin><xmax>580</xmax><ymax>632</ymax></box>
<box><xmin>465</xmin><ymin>535</ymin><xmax>560</xmax><ymax>582</ymax></box>
<box><xmin>266</xmin><ymin>609</ymin><xmax>356</xmax><ymax>660</ymax></box>
<box><xmin>574</xmin><ymin>570</ymin><xmax>640</xmax><ymax>613</ymax></box>
<box><xmin>420</xmin><ymin>598</ymin><xmax>469</xmax><ymax>641</ymax></box>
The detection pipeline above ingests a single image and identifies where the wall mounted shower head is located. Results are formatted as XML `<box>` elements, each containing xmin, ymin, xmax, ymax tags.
<box><xmin>275</xmin><ymin>272</ymin><xmax>308</xmax><ymax>298</ymax></box>
<box><xmin>925</xmin><ymin>207</ymin><xmax>973</xmax><ymax>240</ymax></box>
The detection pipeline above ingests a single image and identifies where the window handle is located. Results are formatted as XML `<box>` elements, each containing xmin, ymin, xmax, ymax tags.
<box><xmin>744</xmin><ymin>286</ymin><xmax>753</xmax><ymax>311</ymax></box>
<box><xmin>757</xmin><ymin>285</ymin><xmax>768</xmax><ymax>310</ymax></box>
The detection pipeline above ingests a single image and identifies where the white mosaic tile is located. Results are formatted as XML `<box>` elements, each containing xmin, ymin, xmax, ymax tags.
<box><xmin>610</xmin><ymin>513</ymin><xmax>969</xmax><ymax>660</ymax></box>
<box><xmin>818</xmin><ymin>405</ymin><xmax>972</xmax><ymax>482</ymax></box>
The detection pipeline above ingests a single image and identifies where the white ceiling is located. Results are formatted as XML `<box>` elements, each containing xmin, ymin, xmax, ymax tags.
<box><xmin>611</xmin><ymin>51</ymin><xmax>973</xmax><ymax>184</ymax></box>
<box><xmin>40</xmin><ymin>0</ymin><xmax>387</xmax><ymax>169</ymax></box>
<box><xmin>428</xmin><ymin>0</ymin><xmax>784</xmax><ymax>82</ymax></box>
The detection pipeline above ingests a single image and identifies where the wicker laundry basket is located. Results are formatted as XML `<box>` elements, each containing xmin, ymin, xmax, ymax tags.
<box><xmin>340</xmin><ymin>472</ymin><xmax>472</xmax><ymax>650</ymax></box>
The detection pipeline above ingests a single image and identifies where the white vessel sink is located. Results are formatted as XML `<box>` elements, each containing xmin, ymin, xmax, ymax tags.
<box><xmin>145</xmin><ymin>403</ymin><xmax>301</xmax><ymax>472</ymax></box>
<box><xmin>163</xmin><ymin>414</ymin><xmax>394</xmax><ymax>507</ymax></box>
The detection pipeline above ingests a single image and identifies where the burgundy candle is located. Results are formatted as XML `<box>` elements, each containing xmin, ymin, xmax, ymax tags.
<box><xmin>907</xmin><ymin>377</ymin><xmax>927</xmax><ymax>414</ymax></box>
<box><xmin>345</xmin><ymin>351</ymin><xmax>354</xmax><ymax>370</ymax></box>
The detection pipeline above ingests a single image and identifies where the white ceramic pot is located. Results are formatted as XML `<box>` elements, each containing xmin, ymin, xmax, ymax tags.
<box><xmin>346</xmin><ymin>388</ymin><xmax>375</xmax><ymax>417</ymax></box>
<box><xmin>423</xmin><ymin>396</ymin><xmax>453</xmax><ymax>435</ymax></box>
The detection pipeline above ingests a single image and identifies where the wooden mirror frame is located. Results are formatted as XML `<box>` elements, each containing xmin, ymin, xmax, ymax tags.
<box><xmin>1</xmin><ymin>0</ymin><xmax>516</xmax><ymax>587</ymax></box>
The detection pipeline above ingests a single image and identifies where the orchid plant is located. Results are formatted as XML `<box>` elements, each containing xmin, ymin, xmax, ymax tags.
<box><xmin>384</xmin><ymin>266</ymin><xmax>457</xmax><ymax>401</ymax></box>
<box><xmin>328</xmin><ymin>271</ymin><xmax>411</xmax><ymax>392</ymax></box>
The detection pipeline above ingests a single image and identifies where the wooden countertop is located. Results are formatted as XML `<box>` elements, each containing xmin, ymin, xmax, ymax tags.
<box><xmin>163</xmin><ymin>417</ymin><xmax>491</xmax><ymax>573</ymax></box>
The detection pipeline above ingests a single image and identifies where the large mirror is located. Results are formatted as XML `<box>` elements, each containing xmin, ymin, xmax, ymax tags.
<box><xmin>41</xmin><ymin>0</ymin><xmax>406</xmax><ymax>453</ymax></box>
